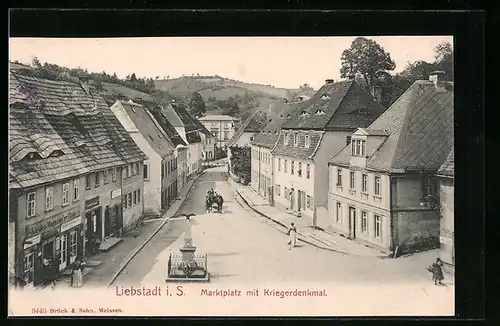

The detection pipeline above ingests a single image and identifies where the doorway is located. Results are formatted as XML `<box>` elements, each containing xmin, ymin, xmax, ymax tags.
<box><xmin>348</xmin><ymin>206</ymin><xmax>356</xmax><ymax>239</ymax></box>
<box><xmin>57</xmin><ymin>234</ymin><xmax>68</xmax><ymax>271</ymax></box>
<box><xmin>43</xmin><ymin>241</ymin><xmax>54</xmax><ymax>262</ymax></box>
<box><xmin>104</xmin><ymin>205</ymin><xmax>111</xmax><ymax>238</ymax></box>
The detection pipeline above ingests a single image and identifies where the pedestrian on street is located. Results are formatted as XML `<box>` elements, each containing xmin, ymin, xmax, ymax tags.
<box><xmin>287</xmin><ymin>222</ymin><xmax>297</xmax><ymax>250</ymax></box>
<box><xmin>42</xmin><ymin>258</ymin><xmax>56</xmax><ymax>289</ymax></box>
<box><xmin>428</xmin><ymin>257</ymin><xmax>444</xmax><ymax>285</ymax></box>
<box><xmin>71</xmin><ymin>257</ymin><xmax>85</xmax><ymax>288</ymax></box>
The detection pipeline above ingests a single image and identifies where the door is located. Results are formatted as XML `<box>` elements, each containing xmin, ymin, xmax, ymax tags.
<box><xmin>57</xmin><ymin>234</ymin><xmax>68</xmax><ymax>271</ymax></box>
<box><xmin>69</xmin><ymin>230</ymin><xmax>77</xmax><ymax>264</ymax></box>
<box><xmin>348</xmin><ymin>206</ymin><xmax>356</xmax><ymax>239</ymax></box>
<box><xmin>104</xmin><ymin>205</ymin><xmax>110</xmax><ymax>238</ymax></box>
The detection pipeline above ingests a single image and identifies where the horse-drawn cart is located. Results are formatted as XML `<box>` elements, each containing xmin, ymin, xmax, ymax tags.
<box><xmin>205</xmin><ymin>192</ymin><xmax>224</xmax><ymax>213</ymax></box>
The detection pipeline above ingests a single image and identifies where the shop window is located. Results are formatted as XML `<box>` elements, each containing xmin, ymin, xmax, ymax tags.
<box><xmin>62</xmin><ymin>182</ymin><xmax>70</xmax><ymax>206</ymax></box>
<box><xmin>73</xmin><ymin>179</ymin><xmax>80</xmax><ymax>201</ymax></box>
<box><xmin>128</xmin><ymin>193</ymin><xmax>132</xmax><ymax>207</ymax></box>
<box><xmin>45</xmin><ymin>186</ymin><xmax>54</xmax><ymax>211</ymax></box>
<box><xmin>95</xmin><ymin>172</ymin><xmax>100</xmax><ymax>187</ymax></box>
<box><xmin>112</xmin><ymin>168</ymin><xmax>117</xmax><ymax>182</ymax></box>
<box><xmin>24</xmin><ymin>251</ymin><xmax>35</xmax><ymax>285</ymax></box>
<box><xmin>69</xmin><ymin>230</ymin><xmax>78</xmax><ymax>264</ymax></box>
<box><xmin>103</xmin><ymin>170</ymin><xmax>109</xmax><ymax>184</ymax></box>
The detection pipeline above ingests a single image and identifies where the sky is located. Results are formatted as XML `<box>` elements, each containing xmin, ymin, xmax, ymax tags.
<box><xmin>9</xmin><ymin>36</ymin><xmax>452</xmax><ymax>90</ymax></box>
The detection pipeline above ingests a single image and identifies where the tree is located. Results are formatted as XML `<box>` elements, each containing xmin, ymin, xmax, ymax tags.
<box><xmin>433</xmin><ymin>41</ymin><xmax>453</xmax><ymax>81</ymax></box>
<box><xmin>340</xmin><ymin>37</ymin><xmax>396</xmax><ymax>90</ymax></box>
<box><xmin>188</xmin><ymin>92</ymin><xmax>207</xmax><ymax>117</ymax></box>
<box><xmin>400</xmin><ymin>60</ymin><xmax>437</xmax><ymax>81</ymax></box>
<box><xmin>130</xmin><ymin>73</ymin><xmax>137</xmax><ymax>83</ymax></box>
<box><xmin>32</xmin><ymin>57</ymin><xmax>42</xmax><ymax>68</ymax></box>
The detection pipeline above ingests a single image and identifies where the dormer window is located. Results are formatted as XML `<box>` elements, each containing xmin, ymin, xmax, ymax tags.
<box><xmin>321</xmin><ymin>94</ymin><xmax>331</xmax><ymax>100</ymax></box>
<box><xmin>351</xmin><ymin>139</ymin><xmax>366</xmax><ymax>157</ymax></box>
<box><xmin>358</xmin><ymin>108</ymin><xmax>369</xmax><ymax>115</ymax></box>
<box><xmin>300</xmin><ymin>111</ymin><xmax>309</xmax><ymax>117</ymax></box>
<box><xmin>305</xmin><ymin>134</ymin><xmax>310</xmax><ymax>148</ymax></box>
<box><xmin>284</xmin><ymin>132</ymin><xmax>289</xmax><ymax>145</ymax></box>
<box><xmin>293</xmin><ymin>133</ymin><xmax>298</xmax><ymax>147</ymax></box>
<box><xmin>315</xmin><ymin>110</ymin><xmax>325</xmax><ymax>115</ymax></box>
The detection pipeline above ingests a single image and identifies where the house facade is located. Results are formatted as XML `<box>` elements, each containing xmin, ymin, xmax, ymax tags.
<box><xmin>250</xmin><ymin>101</ymin><xmax>304</xmax><ymax>203</ymax></box>
<box><xmin>9</xmin><ymin>72</ymin><xmax>146</xmax><ymax>287</ymax></box>
<box><xmin>437</xmin><ymin>149</ymin><xmax>454</xmax><ymax>274</ymax></box>
<box><xmin>110</xmin><ymin>100</ymin><xmax>177</xmax><ymax>218</ymax></box>
<box><xmin>160</xmin><ymin>102</ymin><xmax>204</xmax><ymax>179</ymax></box>
<box><xmin>272</xmin><ymin>79</ymin><xmax>386</xmax><ymax>226</ymax></box>
<box><xmin>328</xmin><ymin>72</ymin><xmax>454</xmax><ymax>255</ymax></box>
<box><xmin>198</xmin><ymin>115</ymin><xmax>240</xmax><ymax>149</ymax></box>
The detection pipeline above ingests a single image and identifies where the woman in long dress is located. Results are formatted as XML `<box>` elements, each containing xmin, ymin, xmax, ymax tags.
<box><xmin>71</xmin><ymin>257</ymin><xmax>84</xmax><ymax>288</ymax></box>
<box><xmin>287</xmin><ymin>222</ymin><xmax>297</xmax><ymax>250</ymax></box>
<box><xmin>428</xmin><ymin>257</ymin><xmax>444</xmax><ymax>285</ymax></box>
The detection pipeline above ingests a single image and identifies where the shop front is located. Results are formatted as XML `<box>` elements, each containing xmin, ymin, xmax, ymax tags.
<box><xmin>104</xmin><ymin>188</ymin><xmax>123</xmax><ymax>238</ymax></box>
<box><xmin>22</xmin><ymin>208</ymin><xmax>83</xmax><ymax>286</ymax></box>
<box><xmin>84</xmin><ymin>196</ymin><xmax>102</xmax><ymax>256</ymax></box>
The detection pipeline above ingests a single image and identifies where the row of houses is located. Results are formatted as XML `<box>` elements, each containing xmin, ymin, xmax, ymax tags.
<box><xmin>246</xmin><ymin>72</ymin><xmax>454</xmax><ymax>270</ymax></box>
<box><xmin>8</xmin><ymin>70</ymin><xmax>214</xmax><ymax>287</ymax></box>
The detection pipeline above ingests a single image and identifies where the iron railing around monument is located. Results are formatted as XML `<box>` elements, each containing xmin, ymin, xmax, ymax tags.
<box><xmin>167</xmin><ymin>253</ymin><xmax>208</xmax><ymax>278</ymax></box>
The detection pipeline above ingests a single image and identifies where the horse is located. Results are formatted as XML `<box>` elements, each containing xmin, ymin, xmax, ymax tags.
<box><xmin>205</xmin><ymin>194</ymin><xmax>224</xmax><ymax>214</ymax></box>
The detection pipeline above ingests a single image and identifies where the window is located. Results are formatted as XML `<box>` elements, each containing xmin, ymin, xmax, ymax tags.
<box><xmin>346</xmin><ymin>136</ymin><xmax>352</xmax><ymax>146</ymax></box>
<box><xmin>128</xmin><ymin>193</ymin><xmax>132</xmax><ymax>207</ymax></box>
<box><xmin>137</xmin><ymin>189</ymin><xmax>141</xmax><ymax>203</ymax></box>
<box><xmin>62</xmin><ymin>183</ymin><xmax>69</xmax><ymax>206</ymax></box>
<box><xmin>305</xmin><ymin>135</ymin><xmax>310</xmax><ymax>148</ymax></box>
<box><xmin>306</xmin><ymin>164</ymin><xmax>311</xmax><ymax>179</ymax></box>
<box><xmin>291</xmin><ymin>161</ymin><xmax>295</xmax><ymax>174</ymax></box>
<box><xmin>86</xmin><ymin>175</ymin><xmax>91</xmax><ymax>189</ymax></box>
<box><xmin>143</xmin><ymin>164</ymin><xmax>149</xmax><ymax>180</ymax></box>
<box><xmin>284</xmin><ymin>187</ymin><xmax>289</xmax><ymax>200</ymax></box>
<box><xmin>95</xmin><ymin>172</ymin><xmax>100</xmax><ymax>187</ymax></box>
<box><xmin>374</xmin><ymin>176</ymin><xmax>381</xmax><ymax>196</ymax></box>
<box><xmin>351</xmin><ymin>141</ymin><xmax>356</xmax><ymax>155</ymax></box>
<box><xmin>278</xmin><ymin>158</ymin><xmax>281</xmax><ymax>171</ymax></box>
<box><xmin>24</xmin><ymin>251</ymin><xmax>35</xmax><ymax>285</ymax></box>
<box><xmin>293</xmin><ymin>133</ymin><xmax>298</xmax><ymax>147</ymax></box>
<box><xmin>298</xmin><ymin>162</ymin><xmax>302</xmax><ymax>177</ymax></box>
<box><xmin>45</xmin><ymin>187</ymin><xmax>53</xmax><ymax>211</ymax></box>
<box><xmin>73</xmin><ymin>179</ymin><xmax>79</xmax><ymax>201</ymax></box>
<box><xmin>307</xmin><ymin>195</ymin><xmax>313</xmax><ymax>209</ymax></box>
<box><xmin>276</xmin><ymin>184</ymin><xmax>281</xmax><ymax>196</ymax></box>
<box><xmin>361</xmin><ymin>140</ymin><xmax>366</xmax><ymax>157</ymax></box>
<box><xmin>336</xmin><ymin>202</ymin><xmax>342</xmax><ymax>223</ymax></box>
<box><xmin>337</xmin><ymin>169</ymin><xmax>343</xmax><ymax>186</ymax></box>
<box><xmin>123</xmin><ymin>194</ymin><xmax>128</xmax><ymax>209</ymax></box>
<box><xmin>69</xmin><ymin>230</ymin><xmax>77</xmax><ymax>262</ymax></box>
<box><xmin>374</xmin><ymin>215</ymin><xmax>382</xmax><ymax>238</ymax></box>
<box><xmin>161</xmin><ymin>164</ymin><xmax>165</xmax><ymax>179</ymax></box>
<box><xmin>127</xmin><ymin>164</ymin><xmax>131</xmax><ymax>178</ymax></box>
<box><xmin>361</xmin><ymin>211</ymin><xmax>368</xmax><ymax>234</ymax></box>
<box><xmin>136</xmin><ymin>162</ymin><xmax>140</xmax><ymax>175</ymax></box>
<box><xmin>103</xmin><ymin>170</ymin><xmax>109</xmax><ymax>184</ymax></box>
<box><xmin>284</xmin><ymin>133</ymin><xmax>289</xmax><ymax>145</ymax></box>
<box><xmin>223</xmin><ymin>131</ymin><xmax>229</xmax><ymax>140</ymax></box>
<box><xmin>284</xmin><ymin>160</ymin><xmax>288</xmax><ymax>173</ymax></box>
<box><xmin>350</xmin><ymin>172</ymin><xmax>355</xmax><ymax>189</ymax></box>
<box><xmin>112</xmin><ymin>168</ymin><xmax>117</xmax><ymax>182</ymax></box>
<box><xmin>132</xmin><ymin>163</ymin><xmax>137</xmax><ymax>176</ymax></box>
<box><xmin>362</xmin><ymin>174</ymin><xmax>368</xmax><ymax>192</ymax></box>
<box><xmin>422</xmin><ymin>176</ymin><xmax>437</xmax><ymax>197</ymax></box>
<box><xmin>133</xmin><ymin>191</ymin><xmax>137</xmax><ymax>205</ymax></box>
<box><xmin>356</xmin><ymin>140</ymin><xmax>361</xmax><ymax>156</ymax></box>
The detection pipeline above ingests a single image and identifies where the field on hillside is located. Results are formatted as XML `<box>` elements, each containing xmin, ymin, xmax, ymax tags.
<box><xmin>102</xmin><ymin>82</ymin><xmax>154</xmax><ymax>101</ymax></box>
<box><xmin>199</xmin><ymin>87</ymin><xmax>252</xmax><ymax>100</ymax></box>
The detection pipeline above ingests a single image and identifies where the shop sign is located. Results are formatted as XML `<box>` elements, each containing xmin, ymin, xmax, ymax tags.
<box><xmin>60</xmin><ymin>216</ymin><xmax>82</xmax><ymax>233</ymax></box>
<box><xmin>85</xmin><ymin>196</ymin><xmax>100</xmax><ymax>210</ymax></box>
<box><xmin>25</xmin><ymin>209</ymin><xmax>80</xmax><ymax>238</ymax></box>
<box><xmin>24</xmin><ymin>234</ymin><xmax>41</xmax><ymax>249</ymax></box>
<box><xmin>111</xmin><ymin>188</ymin><xmax>122</xmax><ymax>199</ymax></box>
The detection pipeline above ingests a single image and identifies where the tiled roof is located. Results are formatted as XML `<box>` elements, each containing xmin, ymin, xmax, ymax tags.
<box><xmin>117</xmin><ymin>101</ymin><xmax>175</xmax><ymax>158</ymax></box>
<box><xmin>227</xmin><ymin>110</ymin><xmax>267</xmax><ymax>147</ymax></box>
<box><xmin>330</xmin><ymin>80</ymin><xmax>454</xmax><ymax>172</ymax></box>
<box><xmin>9</xmin><ymin>62</ymin><xmax>33</xmax><ymax>71</ymax></box>
<box><xmin>162</xmin><ymin>102</ymin><xmax>205</xmax><ymax>144</ymax></box>
<box><xmin>199</xmin><ymin>115</ymin><xmax>239</xmax><ymax>121</ymax></box>
<box><xmin>437</xmin><ymin>148</ymin><xmax>454</xmax><ymax>177</ymax></box>
<box><xmin>282</xmin><ymin>80</ymin><xmax>385</xmax><ymax>131</ymax></box>
<box><xmin>251</xmin><ymin>101</ymin><xmax>304</xmax><ymax>149</ymax></box>
<box><xmin>9</xmin><ymin>72</ymin><xmax>147</xmax><ymax>189</ymax></box>
<box><xmin>148</xmin><ymin>107</ymin><xmax>188</xmax><ymax>147</ymax></box>
<box><xmin>272</xmin><ymin>131</ymin><xmax>324</xmax><ymax>160</ymax></box>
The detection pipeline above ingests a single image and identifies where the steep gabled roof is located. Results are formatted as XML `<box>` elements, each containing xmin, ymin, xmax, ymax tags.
<box><xmin>282</xmin><ymin>80</ymin><xmax>385</xmax><ymax>131</ymax></box>
<box><xmin>148</xmin><ymin>106</ymin><xmax>188</xmax><ymax>147</ymax></box>
<box><xmin>330</xmin><ymin>80</ymin><xmax>454</xmax><ymax>172</ymax></box>
<box><xmin>251</xmin><ymin>101</ymin><xmax>304</xmax><ymax>149</ymax></box>
<box><xmin>116</xmin><ymin>101</ymin><xmax>175</xmax><ymax>158</ymax></box>
<box><xmin>161</xmin><ymin>102</ymin><xmax>205</xmax><ymax>143</ymax></box>
<box><xmin>437</xmin><ymin>148</ymin><xmax>454</xmax><ymax>177</ymax></box>
<box><xmin>227</xmin><ymin>110</ymin><xmax>267</xmax><ymax>147</ymax></box>
<box><xmin>9</xmin><ymin>72</ymin><xmax>147</xmax><ymax>189</ymax></box>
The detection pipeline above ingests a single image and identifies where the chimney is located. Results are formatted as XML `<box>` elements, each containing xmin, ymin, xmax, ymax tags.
<box><xmin>370</xmin><ymin>85</ymin><xmax>382</xmax><ymax>102</ymax></box>
<box><xmin>325</xmin><ymin>79</ymin><xmax>334</xmax><ymax>84</ymax></box>
<box><xmin>428</xmin><ymin>71</ymin><xmax>447</xmax><ymax>92</ymax></box>
<box><xmin>347</xmin><ymin>72</ymin><xmax>356</xmax><ymax>80</ymax></box>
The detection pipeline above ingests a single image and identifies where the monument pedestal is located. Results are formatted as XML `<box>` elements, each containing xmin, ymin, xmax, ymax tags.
<box><xmin>180</xmin><ymin>246</ymin><xmax>197</xmax><ymax>262</ymax></box>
